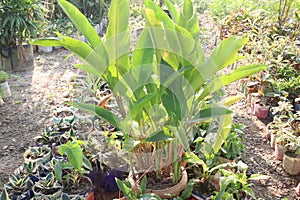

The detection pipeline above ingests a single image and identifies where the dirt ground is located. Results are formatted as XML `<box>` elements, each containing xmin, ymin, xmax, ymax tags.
<box><xmin>0</xmin><ymin>14</ymin><xmax>300</xmax><ymax>199</ymax></box>
<box><xmin>0</xmin><ymin>48</ymin><xmax>82</xmax><ymax>186</ymax></box>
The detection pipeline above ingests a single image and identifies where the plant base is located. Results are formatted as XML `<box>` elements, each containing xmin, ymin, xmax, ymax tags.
<box><xmin>0</xmin><ymin>44</ymin><xmax>34</xmax><ymax>72</ymax></box>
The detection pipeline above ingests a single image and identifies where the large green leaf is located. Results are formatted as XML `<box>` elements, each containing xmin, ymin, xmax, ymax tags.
<box><xmin>164</xmin><ymin>0</ymin><xmax>180</xmax><ymax>22</ymax></box>
<box><xmin>58</xmin><ymin>141</ymin><xmax>83</xmax><ymax>171</ymax></box>
<box><xmin>106</xmin><ymin>0</ymin><xmax>130</xmax><ymax>74</ymax></box>
<box><xmin>188</xmin><ymin>107</ymin><xmax>233</xmax><ymax>124</ymax></box>
<box><xmin>204</xmin><ymin>114</ymin><xmax>233</xmax><ymax>155</ymax></box>
<box><xmin>71</xmin><ymin>102</ymin><xmax>121</xmax><ymax>128</ymax></box>
<box><xmin>57</xmin><ymin>0</ymin><xmax>103</xmax><ymax>49</ymax></box>
<box><xmin>145</xmin><ymin>130</ymin><xmax>173</xmax><ymax>142</ymax></box>
<box><xmin>198</xmin><ymin>64</ymin><xmax>267</xmax><ymax>101</ymax></box>
<box><xmin>178</xmin><ymin>0</ymin><xmax>200</xmax><ymax>40</ymax></box>
<box><xmin>31</xmin><ymin>37</ymin><xmax>108</xmax><ymax>76</ymax></box>
<box><xmin>131</xmin><ymin>28</ymin><xmax>154</xmax><ymax>83</ymax></box>
<box><xmin>209</xmin><ymin>37</ymin><xmax>248</xmax><ymax>70</ymax></box>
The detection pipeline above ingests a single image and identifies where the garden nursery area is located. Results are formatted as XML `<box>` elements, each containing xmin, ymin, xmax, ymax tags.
<box><xmin>0</xmin><ymin>0</ymin><xmax>300</xmax><ymax>199</ymax></box>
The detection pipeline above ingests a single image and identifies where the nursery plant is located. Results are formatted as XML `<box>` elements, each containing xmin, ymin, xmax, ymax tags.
<box><xmin>0</xmin><ymin>0</ymin><xmax>44</xmax><ymax>71</ymax></box>
<box><xmin>218</xmin><ymin>123</ymin><xmax>246</xmax><ymax>161</ymax></box>
<box><xmin>32</xmin><ymin>0</ymin><xmax>266</xmax><ymax>198</ymax></box>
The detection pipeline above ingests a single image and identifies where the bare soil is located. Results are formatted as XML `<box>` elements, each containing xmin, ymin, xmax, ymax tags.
<box><xmin>0</xmin><ymin>48</ymin><xmax>82</xmax><ymax>187</ymax></box>
<box><xmin>0</xmin><ymin>14</ymin><xmax>300</xmax><ymax>199</ymax></box>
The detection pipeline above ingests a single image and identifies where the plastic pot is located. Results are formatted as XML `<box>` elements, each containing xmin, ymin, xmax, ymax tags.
<box><xmin>282</xmin><ymin>152</ymin><xmax>300</xmax><ymax>175</ymax></box>
<box><xmin>0</xmin><ymin>81</ymin><xmax>11</xmax><ymax>98</ymax></box>
<box><xmin>275</xmin><ymin>143</ymin><xmax>284</xmax><ymax>161</ymax></box>
<box><xmin>253</xmin><ymin>103</ymin><xmax>270</xmax><ymax>119</ymax></box>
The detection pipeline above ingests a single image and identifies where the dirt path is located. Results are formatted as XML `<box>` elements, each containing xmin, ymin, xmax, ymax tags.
<box><xmin>0</xmin><ymin>48</ymin><xmax>82</xmax><ymax>186</ymax></box>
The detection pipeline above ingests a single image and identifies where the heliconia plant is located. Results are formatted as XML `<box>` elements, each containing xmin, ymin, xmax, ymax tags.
<box><xmin>31</xmin><ymin>0</ymin><xmax>266</xmax><ymax>196</ymax></box>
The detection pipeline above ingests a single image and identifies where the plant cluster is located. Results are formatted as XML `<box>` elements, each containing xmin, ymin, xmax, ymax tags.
<box><xmin>0</xmin><ymin>108</ymin><xmax>129</xmax><ymax>199</ymax></box>
<box><xmin>0</xmin><ymin>0</ymin><xmax>45</xmax><ymax>47</ymax></box>
<box><xmin>30</xmin><ymin>0</ymin><xmax>268</xmax><ymax>198</ymax></box>
<box><xmin>0</xmin><ymin>71</ymin><xmax>8</xmax><ymax>83</ymax></box>
<box><xmin>219</xmin><ymin>7</ymin><xmax>300</xmax><ymax>105</ymax></box>
<box><xmin>269</xmin><ymin>100</ymin><xmax>300</xmax><ymax>156</ymax></box>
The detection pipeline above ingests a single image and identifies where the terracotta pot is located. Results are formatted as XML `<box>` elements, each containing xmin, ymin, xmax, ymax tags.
<box><xmin>253</xmin><ymin>103</ymin><xmax>270</xmax><ymax>119</ymax></box>
<box><xmin>275</xmin><ymin>143</ymin><xmax>284</xmax><ymax>161</ymax></box>
<box><xmin>270</xmin><ymin>133</ymin><xmax>276</xmax><ymax>149</ymax></box>
<box><xmin>129</xmin><ymin>166</ymin><xmax>188</xmax><ymax>198</ymax></box>
<box><xmin>282</xmin><ymin>152</ymin><xmax>300</xmax><ymax>175</ymax></box>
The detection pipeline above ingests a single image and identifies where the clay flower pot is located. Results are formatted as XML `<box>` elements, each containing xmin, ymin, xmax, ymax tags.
<box><xmin>253</xmin><ymin>103</ymin><xmax>270</xmax><ymax>119</ymax></box>
<box><xmin>129</xmin><ymin>166</ymin><xmax>188</xmax><ymax>199</ymax></box>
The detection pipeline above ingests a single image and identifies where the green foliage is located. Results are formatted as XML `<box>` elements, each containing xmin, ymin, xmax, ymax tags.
<box><xmin>219</xmin><ymin>123</ymin><xmax>245</xmax><ymax>160</ymax></box>
<box><xmin>0</xmin><ymin>0</ymin><xmax>44</xmax><ymax>47</ymax></box>
<box><xmin>0</xmin><ymin>71</ymin><xmax>8</xmax><ymax>83</ymax></box>
<box><xmin>57</xmin><ymin>140</ymin><xmax>92</xmax><ymax>173</ymax></box>
<box><xmin>4</xmin><ymin>173</ymin><xmax>33</xmax><ymax>194</ymax></box>
<box><xmin>0</xmin><ymin>188</ymin><xmax>10</xmax><ymax>200</ymax></box>
<box><xmin>211</xmin><ymin>162</ymin><xmax>269</xmax><ymax>200</ymax></box>
<box><xmin>32</xmin><ymin>0</ymin><xmax>266</xmax><ymax>187</ymax></box>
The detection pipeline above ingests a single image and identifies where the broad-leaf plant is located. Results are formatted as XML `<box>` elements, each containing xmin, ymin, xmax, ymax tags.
<box><xmin>32</xmin><ymin>0</ymin><xmax>266</xmax><ymax>193</ymax></box>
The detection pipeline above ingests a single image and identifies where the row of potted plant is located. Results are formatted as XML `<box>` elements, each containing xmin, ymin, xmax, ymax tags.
<box><xmin>218</xmin><ymin>7</ymin><xmax>299</xmax><ymax>119</ymax></box>
<box><xmin>265</xmin><ymin>100</ymin><xmax>300</xmax><ymax>175</ymax></box>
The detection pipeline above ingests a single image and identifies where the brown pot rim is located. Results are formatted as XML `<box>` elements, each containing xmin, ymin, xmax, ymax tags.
<box><xmin>129</xmin><ymin>166</ymin><xmax>188</xmax><ymax>198</ymax></box>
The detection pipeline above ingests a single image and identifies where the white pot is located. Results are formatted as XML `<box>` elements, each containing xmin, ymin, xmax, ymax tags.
<box><xmin>0</xmin><ymin>81</ymin><xmax>11</xmax><ymax>98</ymax></box>
<box><xmin>38</xmin><ymin>46</ymin><xmax>53</xmax><ymax>53</ymax></box>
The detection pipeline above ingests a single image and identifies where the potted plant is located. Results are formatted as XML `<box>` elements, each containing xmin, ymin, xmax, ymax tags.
<box><xmin>217</xmin><ymin>123</ymin><xmax>245</xmax><ymax>162</ymax></box>
<box><xmin>23</xmin><ymin>146</ymin><xmax>52</xmax><ymax>164</ymax></box>
<box><xmin>282</xmin><ymin>136</ymin><xmax>300</xmax><ymax>175</ymax></box>
<box><xmin>32</xmin><ymin>0</ymin><xmax>266</xmax><ymax>198</ymax></box>
<box><xmin>275</xmin><ymin>132</ymin><xmax>295</xmax><ymax>161</ymax></box>
<box><xmin>210</xmin><ymin>162</ymin><xmax>269</xmax><ymax>200</ymax></box>
<box><xmin>32</xmin><ymin>172</ymin><xmax>63</xmax><ymax>199</ymax></box>
<box><xmin>0</xmin><ymin>0</ymin><xmax>44</xmax><ymax>71</ymax></box>
<box><xmin>0</xmin><ymin>70</ymin><xmax>11</xmax><ymax>98</ymax></box>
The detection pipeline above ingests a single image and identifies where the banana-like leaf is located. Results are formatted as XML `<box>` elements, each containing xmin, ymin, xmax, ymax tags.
<box><xmin>188</xmin><ymin>107</ymin><xmax>233</xmax><ymax>125</ymax></box>
<box><xmin>106</xmin><ymin>0</ymin><xmax>130</xmax><ymax>73</ymax></box>
<box><xmin>209</xmin><ymin>36</ymin><xmax>248</xmax><ymax>71</ymax></box>
<box><xmin>164</xmin><ymin>0</ymin><xmax>180</xmax><ymax>22</ymax></box>
<box><xmin>71</xmin><ymin>102</ymin><xmax>121</xmax><ymax>128</ymax></box>
<box><xmin>58</xmin><ymin>0</ymin><xmax>103</xmax><ymax>49</ymax></box>
<box><xmin>31</xmin><ymin>37</ymin><xmax>108</xmax><ymax>76</ymax></box>
<box><xmin>198</xmin><ymin>64</ymin><xmax>267</xmax><ymax>101</ymax></box>
<box><xmin>131</xmin><ymin>28</ymin><xmax>154</xmax><ymax>83</ymax></box>
<box><xmin>204</xmin><ymin>114</ymin><xmax>233</xmax><ymax>155</ymax></box>
<box><xmin>178</xmin><ymin>0</ymin><xmax>200</xmax><ymax>40</ymax></box>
